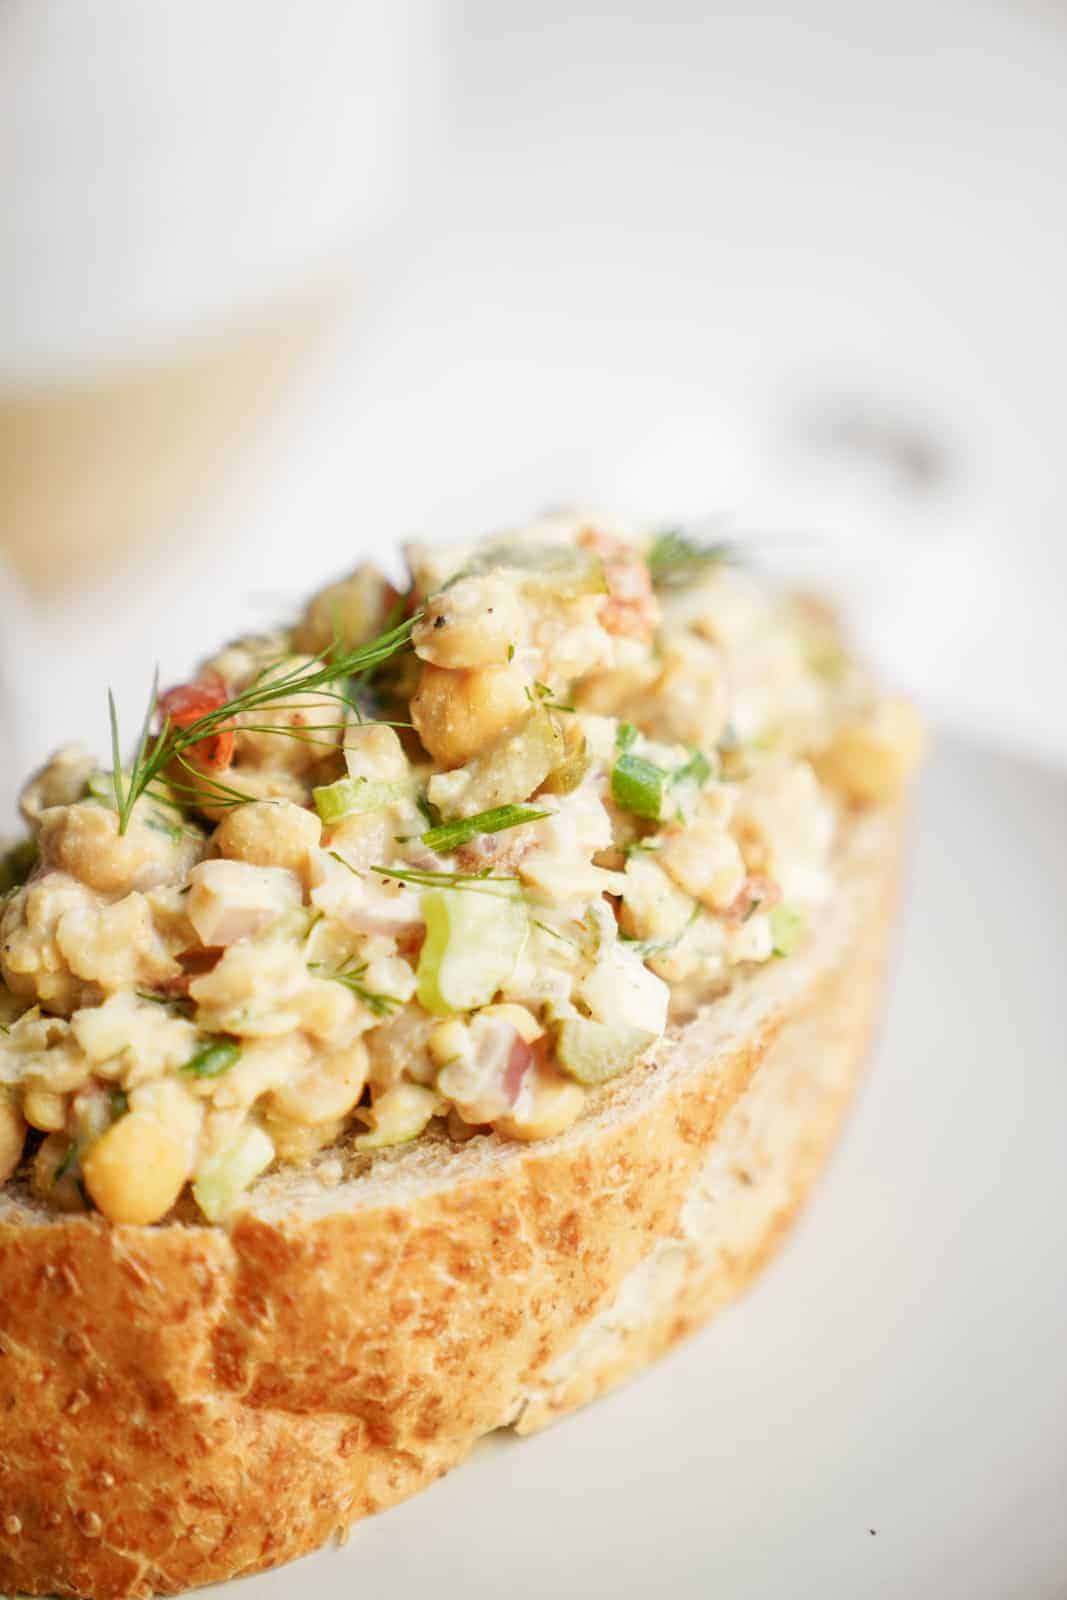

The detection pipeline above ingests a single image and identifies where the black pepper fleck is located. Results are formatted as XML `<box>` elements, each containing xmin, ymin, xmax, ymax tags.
<box><xmin>433</xmin><ymin>615</ymin><xmax>446</xmax><ymax>630</ymax></box>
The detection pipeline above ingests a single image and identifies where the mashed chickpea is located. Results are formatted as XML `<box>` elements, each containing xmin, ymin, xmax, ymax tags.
<box><xmin>0</xmin><ymin>516</ymin><xmax>918</xmax><ymax>1223</ymax></box>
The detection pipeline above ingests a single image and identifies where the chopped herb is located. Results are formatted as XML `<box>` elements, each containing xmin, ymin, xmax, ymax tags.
<box><xmin>622</xmin><ymin>837</ymin><xmax>662</xmax><ymax>859</ymax></box>
<box><xmin>106</xmin><ymin>612</ymin><xmax>419</xmax><ymax>835</ymax></box>
<box><xmin>532</xmin><ymin>918</ymin><xmax>580</xmax><ymax>949</ymax></box>
<box><xmin>416</xmin><ymin>793</ymin><xmax>442</xmax><ymax>829</ymax></box>
<box><xmin>180</xmin><ymin>1037</ymin><xmax>241</xmax><ymax>1079</ymax></box>
<box><xmin>420</xmin><ymin>803</ymin><xmax>550</xmax><ymax>855</ymax></box>
<box><xmin>530</xmin><ymin>681</ymin><xmax>576</xmax><ymax>714</ymax></box>
<box><xmin>672</xmin><ymin>748</ymin><xmax>713</xmax><ymax>788</ymax></box>
<box><xmin>646</xmin><ymin>530</ymin><xmax>734</xmax><ymax>589</ymax></box>
<box><xmin>621</xmin><ymin>903</ymin><xmax>701</xmax><ymax>958</ymax></box>
<box><xmin>611</xmin><ymin>752</ymin><xmax>668</xmax><ymax>821</ymax></box>
<box><xmin>616</xmin><ymin>721</ymin><xmax>638</xmax><ymax>752</ymax></box>
<box><xmin>310</xmin><ymin>959</ymin><xmax>402</xmax><ymax>1017</ymax></box>
<box><xmin>370</xmin><ymin>863</ymin><xmax>521</xmax><ymax>895</ymax></box>
<box><xmin>53</xmin><ymin>1139</ymin><xmax>79</xmax><ymax>1185</ymax></box>
<box><xmin>108</xmin><ymin>1088</ymin><xmax>129</xmax><ymax>1120</ymax></box>
<box><xmin>507</xmin><ymin>643</ymin><xmax>516</xmax><ymax>662</ymax></box>
<box><xmin>136</xmin><ymin>989</ymin><xmax>194</xmax><ymax>1016</ymax></box>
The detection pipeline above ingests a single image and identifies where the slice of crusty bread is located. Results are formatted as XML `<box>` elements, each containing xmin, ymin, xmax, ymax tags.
<box><xmin>0</xmin><ymin>802</ymin><xmax>905</xmax><ymax>1599</ymax></box>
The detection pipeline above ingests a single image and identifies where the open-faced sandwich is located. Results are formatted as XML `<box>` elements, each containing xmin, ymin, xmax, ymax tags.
<box><xmin>0</xmin><ymin>516</ymin><xmax>922</xmax><ymax>1598</ymax></box>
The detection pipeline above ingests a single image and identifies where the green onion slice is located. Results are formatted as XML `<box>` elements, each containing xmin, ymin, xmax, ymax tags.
<box><xmin>181</xmin><ymin>1037</ymin><xmax>241</xmax><ymax>1079</ymax></box>
<box><xmin>611</xmin><ymin>752</ymin><xmax>668</xmax><ymax>821</ymax></box>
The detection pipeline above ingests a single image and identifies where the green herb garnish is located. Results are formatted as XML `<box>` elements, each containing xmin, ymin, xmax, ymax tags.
<box><xmin>310</xmin><ymin>959</ymin><xmax>402</xmax><ymax>1017</ymax></box>
<box><xmin>672</xmin><ymin>748</ymin><xmax>713</xmax><ymax>788</ymax></box>
<box><xmin>616</xmin><ymin>721</ymin><xmax>638</xmax><ymax>752</ymax></box>
<box><xmin>420</xmin><ymin>803</ymin><xmax>550</xmax><ymax>855</ymax></box>
<box><xmin>621</xmin><ymin>903</ymin><xmax>701</xmax><ymax>958</ymax></box>
<box><xmin>53</xmin><ymin>1140</ymin><xmax>80</xmax><ymax>1184</ymax></box>
<box><xmin>180</xmin><ymin>1037</ymin><xmax>241</xmax><ymax>1079</ymax></box>
<box><xmin>611</xmin><ymin>752</ymin><xmax>668</xmax><ymax>821</ymax></box>
<box><xmin>646</xmin><ymin>530</ymin><xmax>734</xmax><ymax>588</ymax></box>
<box><xmin>369</xmin><ymin>863</ymin><xmax>521</xmax><ymax>895</ymax></box>
<box><xmin>106</xmin><ymin>613</ymin><xmax>419</xmax><ymax>834</ymax></box>
<box><xmin>136</xmin><ymin>989</ymin><xmax>194</xmax><ymax>1017</ymax></box>
<box><xmin>527</xmin><ymin>681</ymin><xmax>576</xmax><ymax>714</ymax></box>
<box><xmin>108</xmin><ymin>1088</ymin><xmax>130</xmax><ymax>1120</ymax></box>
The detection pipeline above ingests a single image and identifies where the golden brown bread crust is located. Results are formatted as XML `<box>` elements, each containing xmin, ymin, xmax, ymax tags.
<box><xmin>0</xmin><ymin>805</ymin><xmax>905</xmax><ymax>1599</ymax></box>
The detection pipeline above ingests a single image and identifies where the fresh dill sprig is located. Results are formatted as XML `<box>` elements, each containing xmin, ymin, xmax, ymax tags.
<box><xmin>369</xmin><ymin>862</ymin><xmax>522</xmax><ymax>894</ymax></box>
<box><xmin>646</xmin><ymin>530</ymin><xmax>734</xmax><ymax>589</ymax></box>
<box><xmin>419</xmin><ymin>803</ymin><xmax>550</xmax><ymax>855</ymax></box>
<box><xmin>309</xmin><ymin>958</ymin><xmax>402</xmax><ymax>1017</ymax></box>
<box><xmin>532</xmin><ymin>918</ymin><xmax>580</xmax><ymax>949</ymax></box>
<box><xmin>526</xmin><ymin>681</ymin><xmax>576</xmax><ymax>714</ymax></box>
<box><xmin>135</xmin><ymin>989</ymin><xmax>195</xmax><ymax>1016</ymax></box>
<box><xmin>107</xmin><ymin>614</ymin><xmax>418</xmax><ymax>834</ymax></box>
<box><xmin>620</xmin><ymin>903</ymin><xmax>701</xmax><ymax>958</ymax></box>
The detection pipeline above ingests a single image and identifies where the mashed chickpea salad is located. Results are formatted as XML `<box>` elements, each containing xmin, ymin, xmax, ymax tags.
<box><xmin>0</xmin><ymin>517</ymin><xmax>920</xmax><ymax>1226</ymax></box>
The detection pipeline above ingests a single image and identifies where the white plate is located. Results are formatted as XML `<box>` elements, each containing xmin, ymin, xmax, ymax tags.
<box><xmin>204</xmin><ymin>733</ymin><xmax>1067</xmax><ymax>1600</ymax></box>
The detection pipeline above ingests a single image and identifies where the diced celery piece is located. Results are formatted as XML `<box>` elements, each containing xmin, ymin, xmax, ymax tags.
<box><xmin>553</xmin><ymin>1016</ymin><xmax>656</xmax><ymax>1086</ymax></box>
<box><xmin>770</xmin><ymin>903</ymin><xmax>805</xmax><ymax>957</ymax></box>
<box><xmin>313</xmin><ymin>775</ymin><xmax>407</xmax><ymax>824</ymax></box>
<box><xmin>355</xmin><ymin>1084</ymin><xmax>439</xmax><ymax>1150</ymax></box>
<box><xmin>193</xmin><ymin>1126</ymin><xmax>275</xmax><ymax>1222</ymax></box>
<box><xmin>416</xmin><ymin>887</ymin><xmax>529</xmax><ymax>1016</ymax></box>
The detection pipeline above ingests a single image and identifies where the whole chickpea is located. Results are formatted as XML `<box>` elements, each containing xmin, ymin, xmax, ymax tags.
<box><xmin>81</xmin><ymin>1113</ymin><xmax>190</xmax><ymax>1224</ymax></box>
<box><xmin>293</xmin><ymin>566</ymin><xmax>394</xmax><ymax>657</ymax></box>
<box><xmin>268</xmin><ymin>1039</ymin><xmax>369</xmax><ymax>1126</ymax></box>
<box><xmin>410</xmin><ymin>663</ymin><xmax>530</xmax><ymax>768</ymax></box>
<box><xmin>495</xmin><ymin>1065</ymin><xmax>585</xmax><ymax>1142</ymax></box>
<box><xmin>412</xmin><ymin>575</ymin><xmax>524</xmax><ymax>669</ymax></box>
<box><xmin>37</xmin><ymin>801</ymin><xmax>205</xmax><ymax>895</ymax></box>
<box><xmin>215</xmin><ymin>799</ymin><xmax>321</xmax><ymax>876</ymax></box>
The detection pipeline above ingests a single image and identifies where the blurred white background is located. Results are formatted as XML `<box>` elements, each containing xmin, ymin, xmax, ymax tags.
<box><xmin>3</xmin><ymin>0</ymin><xmax>1067</xmax><ymax>819</ymax></box>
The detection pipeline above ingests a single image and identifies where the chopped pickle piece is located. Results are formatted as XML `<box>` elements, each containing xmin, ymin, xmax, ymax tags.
<box><xmin>463</xmin><ymin>540</ymin><xmax>607</xmax><ymax>601</ymax></box>
<box><xmin>416</xmin><ymin>886</ymin><xmax>529</xmax><ymax>1016</ymax></box>
<box><xmin>539</xmin><ymin>725</ymin><xmax>591</xmax><ymax>796</ymax></box>
<box><xmin>553</xmin><ymin>1016</ymin><xmax>656</xmax><ymax>1086</ymax></box>
<box><xmin>427</xmin><ymin>708</ymin><xmax>564</xmax><ymax>820</ymax></box>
